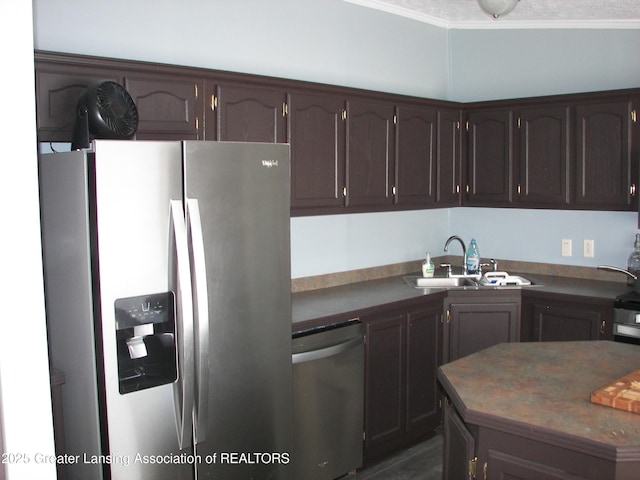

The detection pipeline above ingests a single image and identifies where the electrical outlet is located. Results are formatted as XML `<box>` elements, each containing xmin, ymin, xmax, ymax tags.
<box><xmin>584</xmin><ymin>239</ymin><xmax>595</xmax><ymax>258</ymax></box>
<box><xmin>561</xmin><ymin>239</ymin><xmax>572</xmax><ymax>257</ymax></box>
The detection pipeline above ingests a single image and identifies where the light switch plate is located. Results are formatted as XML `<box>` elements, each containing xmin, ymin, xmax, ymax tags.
<box><xmin>562</xmin><ymin>239</ymin><xmax>572</xmax><ymax>257</ymax></box>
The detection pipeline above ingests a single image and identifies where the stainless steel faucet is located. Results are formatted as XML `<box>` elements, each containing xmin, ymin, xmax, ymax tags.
<box><xmin>444</xmin><ymin>235</ymin><xmax>467</xmax><ymax>275</ymax></box>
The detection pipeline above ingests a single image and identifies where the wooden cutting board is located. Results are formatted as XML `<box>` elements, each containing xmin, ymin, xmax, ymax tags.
<box><xmin>591</xmin><ymin>369</ymin><xmax>640</xmax><ymax>414</ymax></box>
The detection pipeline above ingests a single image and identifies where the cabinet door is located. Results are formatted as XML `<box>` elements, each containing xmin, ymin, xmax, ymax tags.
<box><xmin>516</xmin><ymin>105</ymin><xmax>570</xmax><ymax>207</ymax></box>
<box><xmin>214</xmin><ymin>83</ymin><xmax>286</xmax><ymax>142</ymax></box>
<box><xmin>405</xmin><ymin>305</ymin><xmax>441</xmax><ymax>437</ymax></box>
<box><xmin>35</xmin><ymin>65</ymin><xmax>123</xmax><ymax>142</ymax></box>
<box><xmin>395</xmin><ymin>104</ymin><xmax>437</xmax><ymax>207</ymax></box>
<box><xmin>485</xmin><ymin>450</ymin><xmax>584</xmax><ymax>480</ymax></box>
<box><xmin>123</xmin><ymin>74</ymin><xmax>203</xmax><ymax>140</ymax></box>
<box><xmin>531</xmin><ymin>303</ymin><xmax>612</xmax><ymax>341</ymax></box>
<box><xmin>443</xmin><ymin>402</ymin><xmax>475</xmax><ymax>480</ymax></box>
<box><xmin>437</xmin><ymin>109</ymin><xmax>462</xmax><ymax>206</ymax></box>
<box><xmin>346</xmin><ymin>99</ymin><xmax>395</xmax><ymax>208</ymax></box>
<box><xmin>466</xmin><ymin>109</ymin><xmax>514</xmax><ymax>205</ymax></box>
<box><xmin>575</xmin><ymin>101</ymin><xmax>635</xmax><ymax>210</ymax></box>
<box><xmin>447</xmin><ymin>302</ymin><xmax>520</xmax><ymax>363</ymax></box>
<box><xmin>364</xmin><ymin>312</ymin><xmax>406</xmax><ymax>459</ymax></box>
<box><xmin>287</xmin><ymin>91</ymin><xmax>346</xmax><ymax>213</ymax></box>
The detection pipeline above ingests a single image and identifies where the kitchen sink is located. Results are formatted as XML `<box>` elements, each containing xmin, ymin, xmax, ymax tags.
<box><xmin>404</xmin><ymin>275</ymin><xmax>478</xmax><ymax>289</ymax></box>
<box><xmin>404</xmin><ymin>272</ymin><xmax>541</xmax><ymax>290</ymax></box>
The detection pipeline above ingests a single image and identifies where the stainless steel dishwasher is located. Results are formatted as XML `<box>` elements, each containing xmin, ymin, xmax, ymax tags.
<box><xmin>292</xmin><ymin>319</ymin><xmax>364</xmax><ymax>480</ymax></box>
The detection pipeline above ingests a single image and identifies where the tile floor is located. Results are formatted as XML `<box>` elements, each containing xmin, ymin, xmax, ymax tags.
<box><xmin>349</xmin><ymin>434</ymin><xmax>443</xmax><ymax>480</ymax></box>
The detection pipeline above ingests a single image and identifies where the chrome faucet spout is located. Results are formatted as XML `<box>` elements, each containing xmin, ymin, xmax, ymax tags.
<box><xmin>444</xmin><ymin>235</ymin><xmax>467</xmax><ymax>275</ymax></box>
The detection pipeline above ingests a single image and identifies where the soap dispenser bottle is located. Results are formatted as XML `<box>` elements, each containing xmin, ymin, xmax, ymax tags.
<box><xmin>466</xmin><ymin>239</ymin><xmax>480</xmax><ymax>274</ymax></box>
<box><xmin>628</xmin><ymin>233</ymin><xmax>640</xmax><ymax>285</ymax></box>
<box><xmin>422</xmin><ymin>252</ymin><xmax>435</xmax><ymax>277</ymax></box>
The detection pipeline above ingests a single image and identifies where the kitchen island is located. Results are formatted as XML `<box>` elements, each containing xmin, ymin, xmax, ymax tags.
<box><xmin>438</xmin><ymin>341</ymin><xmax>640</xmax><ymax>480</ymax></box>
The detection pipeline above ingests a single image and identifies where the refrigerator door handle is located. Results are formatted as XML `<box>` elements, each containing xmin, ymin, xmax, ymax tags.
<box><xmin>186</xmin><ymin>198</ymin><xmax>209</xmax><ymax>444</ymax></box>
<box><xmin>170</xmin><ymin>200</ymin><xmax>195</xmax><ymax>450</ymax></box>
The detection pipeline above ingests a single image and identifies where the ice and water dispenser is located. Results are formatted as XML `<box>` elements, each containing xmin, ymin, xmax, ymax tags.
<box><xmin>114</xmin><ymin>292</ymin><xmax>178</xmax><ymax>394</ymax></box>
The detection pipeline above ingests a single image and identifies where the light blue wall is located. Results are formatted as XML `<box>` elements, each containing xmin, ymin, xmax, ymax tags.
<box><xmin>291</xmin><ymin>209</ymin><xmax>449</xmax><ymax>278</ymax></box>
<box><xmin>451</xmin><ymin>208</ymin><xmax>637</xmax><ymax>269</ymax></box>
<box><xmin>449</xmin><ymin>28</ymin><xmax>640</xmax><ymax>102</ymax></box>
<box><xmin>32</xmin><ymin>2</ymin><xmax>640</xmax><ymax>278</ymax></box>
<box><xmin>32</xmin><ymin>0</ymin><xmax>449</xmax><ymax>99</ymax></box>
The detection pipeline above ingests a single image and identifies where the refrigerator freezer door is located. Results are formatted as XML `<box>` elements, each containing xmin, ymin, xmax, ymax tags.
<box><xmin>183</xmin><ymin>141</ymin><xmax>293</xmax><ymax>479</ymax></box>
<box><xmin>92</xmin><ymin>140</ymin><xmax>193</xmax><ymax>479</ymax></box>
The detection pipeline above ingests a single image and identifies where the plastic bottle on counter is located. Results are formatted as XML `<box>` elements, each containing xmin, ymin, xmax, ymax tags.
<box><xmin>627</xmin><ymin>233</ymin><xmax>640</xmax><ymax>285</ymax></box>
<box><xmin>422</xmin><ymin>252</ymin><xmax>435</xmax><ymax>278</ymax></box>
<box><xmin>466</xmin><ymin>239</ymin><xmax>480</xmax><ymax>274</ymax></box>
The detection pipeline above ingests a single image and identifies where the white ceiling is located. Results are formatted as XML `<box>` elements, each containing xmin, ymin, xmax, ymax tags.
<box><xmin>344</xmin><ymin>0</ymin><xmax>640</xmax><ymax>29</ymax></box>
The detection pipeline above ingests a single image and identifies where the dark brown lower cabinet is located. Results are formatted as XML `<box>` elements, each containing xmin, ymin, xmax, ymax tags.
<box><xmin>363</xmin><ymin>299</ymin><xmax>443</xmax><ymax>464</ymax></box>
<box><xmin>443</xmin><ymin>401</ymin><xmax>476</xmax><ymax>480</ymax></box>
<box><xmin>443</xmin><ymin>291</ymin><xmax>521</xmax><ymax>363</ymax></box>
<box><xmin>444</xmin><ymin>401</ymin><xmax>631</xmax><ymax>480</ymax></box>
<box><xmin>521</xmin><ymin>291</ymin><xmax>614</xmax><ymax>342</ymax></box>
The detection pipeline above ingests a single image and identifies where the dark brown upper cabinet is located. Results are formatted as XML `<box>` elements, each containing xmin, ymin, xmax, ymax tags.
<box><xmin>515</xmin><ymin>105</ymin><xmax>571</xmax><ymax>207</ymax></box>
<box><xmin>465</xmin><ymin>109</ymin><xmax>514</xmax><ymax>206</ymax></box>
<box><xmin>345</xmin><ymin>98</ymin><xmax>396</xmax><ymax>209</ymax></box>
<box><xmin>575</xmin><ymin>100</ymin><xmax>637</xmax><ymax>210</ymax></box>
<box><xmin>211</xmin><ymin>82</ymin><xmax>287</xmax><ymax>143</ymax></box>
<box><xmin>394</xmin><ymin>104</ymin><xmax>437</xmax><ymax>207</ymax></box>
<box><xmin>35</xmin><ymin>61</ymin><xmax>123</xmax><ymax>142</ymax></box>
<box><xmin>123</xmin><ymin>73</ymin><xmax>203</xmax><ymax>140</ymax></box>
<box><xmin>287</xmin><ymin>91</ymin><xmax>346</xmax><ymax>213</ymax></box>
<box><xmin>436</xmin><ymin>109</ymin><xmax>462</xmax><ymax>206</ymax></box>
<box><xmin>34</xmin><ymin>51</ymin><xmax>640</xmax><ymax>214</ymax></box>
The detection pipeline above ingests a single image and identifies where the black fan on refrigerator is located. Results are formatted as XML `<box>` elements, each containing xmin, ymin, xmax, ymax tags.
<box><xmin>71</xmin><ymin>80</ymin><xmax>139</xmax><ymax>150</ymax></box>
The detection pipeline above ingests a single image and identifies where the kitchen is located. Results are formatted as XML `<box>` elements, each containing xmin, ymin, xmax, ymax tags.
<box><xmin>2</xmin><ymin>0</ymin><xmax>640</xmax><ymax>479</ymax></box>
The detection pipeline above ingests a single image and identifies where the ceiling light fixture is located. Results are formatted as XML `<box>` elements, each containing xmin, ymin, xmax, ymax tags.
<box><xmin>477</xmin><ymin>0</ymin><xmax>520</xmax><ymax>19</ymax></box>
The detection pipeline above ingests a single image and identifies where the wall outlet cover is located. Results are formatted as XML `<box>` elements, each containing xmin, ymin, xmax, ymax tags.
<box><xmin>562</xmin><ymin>239</ymin><xmax>572</xmax><ymax>257</ymax></box>
<box><xmin>584</xmin><ymin>239</ymin><xmax>595</xmax><ymax>258</ymax></box>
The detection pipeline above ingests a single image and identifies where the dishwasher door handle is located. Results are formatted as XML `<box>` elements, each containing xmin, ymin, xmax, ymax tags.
<box><xmin>292</xmin><ymin>336</ymin><xmax>363</xmax><ymax>364</ymax></box>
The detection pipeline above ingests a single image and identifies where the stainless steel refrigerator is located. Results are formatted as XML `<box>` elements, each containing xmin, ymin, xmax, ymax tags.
<box><xmin>39</xmin><ymin>140</ymin><xmax>293</xmax><ymax>480</ymax></box>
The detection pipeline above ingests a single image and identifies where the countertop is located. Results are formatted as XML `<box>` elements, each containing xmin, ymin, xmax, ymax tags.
<box><xmin>292</xmin><ymin>272</ymin><xmax>628</xmax><ymax>331</ymax></box>
<box><xmin>437</xmin><ymin>341</ymin><xmax>640</xmax><ymax>454</ymax></box>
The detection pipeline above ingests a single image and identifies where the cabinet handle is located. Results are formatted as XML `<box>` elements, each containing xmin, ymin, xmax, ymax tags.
<box><xmin>632</xmin><ymin>110</ymin><xmax>637</xmax><ymax>123</ymax></box>
<box><xmin>517</xmin><ymin>184</ymin><xmax>521</xmax><ymax>195</ymax></box>
<box><xmin>600</xmin><ymin>320</ymin><xmax>606</xmax><ymax>335</ymax></box>
<box><xmin>446</xmin><ymin>310</ymin><xmax>451</xmax><ymax>324</ymax></box>
<box><xmin>210</xmin><ymin>94</ymin><xmax>218</xmax><ymax>111</ymax></box>
<box><xmin>631</xmin><ymin>184</ymin><xmax>637</xmax><ymax>196</ymax></box>
<box><xmin>483</xmin><ymin>462</ymin><xmax>488</xmax><ymax>480</ymax></box>
<box><xmin>282</xmin><ymin>102</ymin><xmax>288</xmax><ymax>117</ymax></box>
